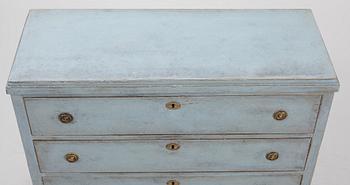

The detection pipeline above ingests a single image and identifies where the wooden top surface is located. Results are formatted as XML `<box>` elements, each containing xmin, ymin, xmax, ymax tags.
<box><xmin>7</xmin><ymin>10</ymin><xmax>338</xmax><ymax>93</ymax></box>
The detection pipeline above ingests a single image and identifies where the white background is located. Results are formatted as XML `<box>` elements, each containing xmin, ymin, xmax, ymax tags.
<box><xmin>0</xmin><ymin>0</ymin><xmax>349</xmax><ymax>185</ymax></box>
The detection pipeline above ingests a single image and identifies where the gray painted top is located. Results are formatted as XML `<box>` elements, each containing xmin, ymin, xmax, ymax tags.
<box><xmin>7</xmin><ymin>9</ymin><xmax>339</xmax><ymax>93</ymax></box>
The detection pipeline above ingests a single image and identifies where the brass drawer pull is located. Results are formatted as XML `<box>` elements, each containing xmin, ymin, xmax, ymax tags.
<box><xmin>166</xmin><ymin>101</ymin><xmax>181</xmax><ymax>110</ymax></box>
<box><xmin>166</xmin><ymin>143</ymin><xmax>181</xmax><ymax>151</ymax></box>
<box><xmin>65</xmin><ymin>153</ymin><xmax>79</xmax><ymax>163</ymax></box>
<box><xmin>58</xmin><ymin>112</ymin><xmax>74</xmax><ymax>123</ymax></box>
<box><xmin>273</xmin><ymin>110</ymin><xmax>288</xmax><ymax>121</ymax></box>
<box><xmin>167</xmin><ymin>180</ymin><xmax>180</xmax><ymax>185</ymax></box>
<box><xmin>266</xmin><ymin>151</ymin><xmax>279</xmax><ymax>161</ymax></box>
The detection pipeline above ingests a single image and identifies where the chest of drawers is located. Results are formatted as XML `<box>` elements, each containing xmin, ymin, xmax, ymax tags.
<box><xmin>6</xmin><ymin>9</ymin><xmax>339</xmax><ymax>185</ymax></box>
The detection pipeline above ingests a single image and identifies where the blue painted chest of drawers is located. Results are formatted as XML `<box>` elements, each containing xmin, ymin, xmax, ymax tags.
<box><xmin>6</xmin><ymin>9</ymin><xmax>339</xmax><ymax>185</ymax></box>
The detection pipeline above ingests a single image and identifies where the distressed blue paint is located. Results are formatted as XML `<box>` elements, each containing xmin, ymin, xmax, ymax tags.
<box><xmin>7</xmin><ymin>9</ymin><xmax>338</xmax><ymax>94</ymax></box>
<box><xmin>25</xmin><ymin>96</ymin><xmax>320</xmax><ymax>136</ymax></box>
<box><xmin>43</xmin><ymin>173</ymin><xmax>302</xmax><ymax>185</ymax></box>
<box><xmin>35</xmin><ymin>139</ymin><xmax>310</xmax><ymax>172</ymax></box>
<box><xmin>6</xmin><ymin>10</ymin><xmax>338</xmax><ymax>185</ymax></box>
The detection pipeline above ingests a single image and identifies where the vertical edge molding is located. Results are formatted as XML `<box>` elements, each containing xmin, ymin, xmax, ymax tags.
<box><xmin>301</xmin><ymin>93</ymin><xmax>334</xmax><ymax>185</ymax></box>
<box><xmin>11</xmin><ymin>96</ymin><xmax>43</xmax><ymax>185</ymax></box>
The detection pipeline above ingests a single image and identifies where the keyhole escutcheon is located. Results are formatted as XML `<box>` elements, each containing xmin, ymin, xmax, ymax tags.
<box><xmin>166</xmin><ymin>101</ymin><xmax>181</xmax><ymax>110</ymax></box>
<box><xmin>166</xmin><ymin>143</ymin><xmax>181</xmax><ymax>151</ymax></box>
<box><xmin>167</xmin><ymin>180</ymin><xmax>180</xmax><ymax>185</ymax></box>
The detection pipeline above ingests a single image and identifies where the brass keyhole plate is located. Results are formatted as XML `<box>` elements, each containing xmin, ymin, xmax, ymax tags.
<box><xmin>166</xmin><ymin>101</ymin><xmax>181</xmax><ymax>110</ymax></box>
<box><xmin>167</xmin><ymin>180</ymin><xmax>180</xmax><ymax>185</ymax></box>
<box><xmin>166</xmin><ymin>143</ymin><xmax>181</xmax><ymax>151</ymax></box>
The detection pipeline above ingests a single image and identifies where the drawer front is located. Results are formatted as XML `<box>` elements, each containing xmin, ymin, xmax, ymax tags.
<box><xmin>43</xmin><ymin>173</ymin><xmax>302</xmax><ymax>185</ymax></box>
<box><xmin>35</xmin><ymin>139</ymin><xmax>310</xmax><ymax>172</ymax></box>
<box><xmin>26</xmin><ymin>96</ymin><xmax>320</xmax><ymax>136</ymax></box>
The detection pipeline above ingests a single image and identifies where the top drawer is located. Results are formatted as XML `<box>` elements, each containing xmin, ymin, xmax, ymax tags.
<box><xmin>25</xmin><ymin>96</ymin><xmax>320</xmax><ymax>136</ymax></box>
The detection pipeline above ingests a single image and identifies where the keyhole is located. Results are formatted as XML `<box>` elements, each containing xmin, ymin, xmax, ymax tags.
<box><xmin>167</xmin><ymin>180</ymin><xmax>179</xmax><ymax>185</ymax></box>
<box><xmin>166</xmin><ymin>143</ymin><xmax>180</xmax><ymax>151</ymax></box>
<box><xmin>166</xmin><ymin>101</ymin><xmax>181</xmax><ymax>110</ymax></box>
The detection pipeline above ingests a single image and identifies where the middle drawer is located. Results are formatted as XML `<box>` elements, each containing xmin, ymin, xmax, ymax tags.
<box><xmin>34</xmin><ymin>138</ymin><xmax>310</xmax><ymax>173</ymax></box>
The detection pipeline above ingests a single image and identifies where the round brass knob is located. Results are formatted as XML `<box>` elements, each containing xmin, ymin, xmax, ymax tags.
<box><xmin>167</xmin><ymin>180</ymin><xmax>180</xmax><ymax>185</ymax></box>
<box><xmin>166</xmin><ymin>143</ymin><xmax>181</xmax><ymax>151</ymax></box>
<box><xmin>166</xmin><ymin>101</ymin><xmax>181</xmax><ymax>110</ymax></box>
<box><xmin>266</xmin><ymin>152</ymin><xmax>279</xmax><ymax>161</ymax></box>
<box><xmin>273</xmin><ymin>110</ymin><xmax>288</xmax><ymax>121</ymax></box>
<box><xmin>65</xmin><ymin>153</ymin><xmax>79</xmax><ymax>163</ymax></box>
<box><xmin>58</xmin><ymin>113</ymin><xmax>74</xmax><ymax>123</ymax></box>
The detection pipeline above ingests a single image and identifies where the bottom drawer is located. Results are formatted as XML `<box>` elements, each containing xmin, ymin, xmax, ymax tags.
<box><xmin>43</xmin><ymin>173</ymin><xmax>302</xmax><ymax>185</ymax></box>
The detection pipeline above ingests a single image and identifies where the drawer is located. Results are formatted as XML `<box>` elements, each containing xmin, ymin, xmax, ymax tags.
<box><xmin>43</xmin><ymin>173</ymin><xmax>302</xmax><ymax>185</ymax></box>
<box><xmin>25</xmin><ymin>96</ymin><xmax>320</xmax><ymax>136</ymax></box>
<box><xmin>34</xmin><ymin>139</ymin><xmax>310</xmax><ymax>173</ymax></box>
